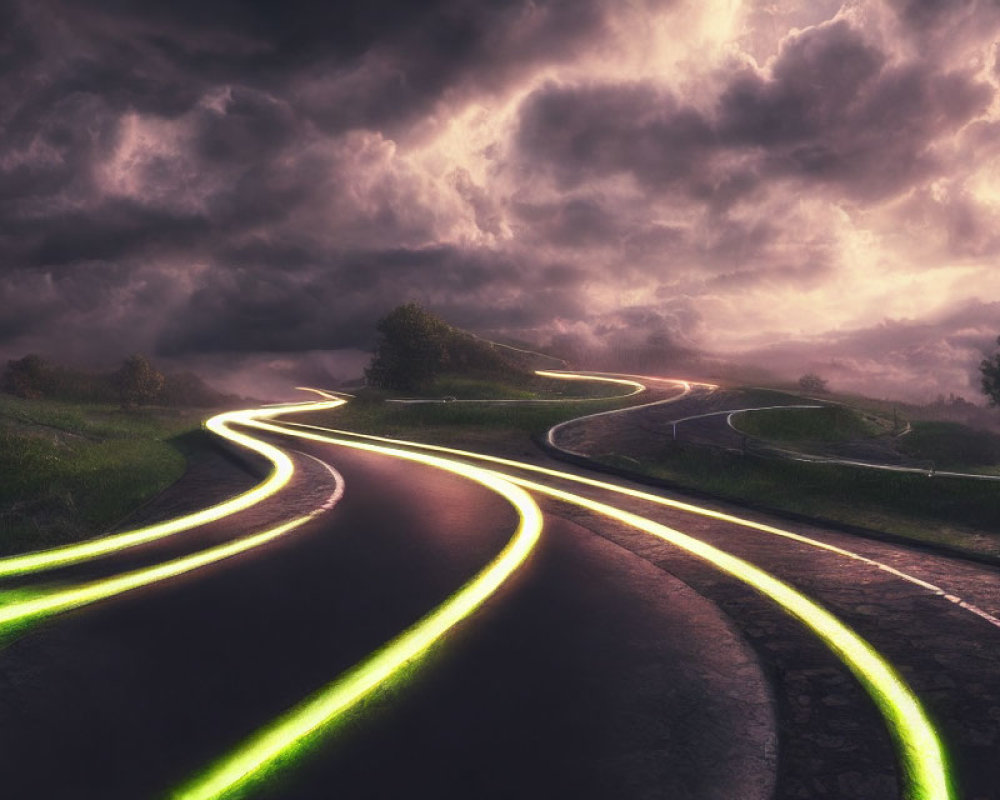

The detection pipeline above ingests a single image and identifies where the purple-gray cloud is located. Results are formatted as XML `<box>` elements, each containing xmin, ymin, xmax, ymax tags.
<box><xmin>1</xmin><ymin>0</ymin><xmax>998</xmax><ymax>401</ymax></box>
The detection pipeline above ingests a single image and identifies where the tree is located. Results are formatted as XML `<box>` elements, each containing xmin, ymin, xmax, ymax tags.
<box><xmin>364</xmin><ymin>304</ymin><xmax>451</xmax><ymax>391</ymax></box>
<box><xmin>798</xmin><ymin>373</ymin><xmax>829</xmax><ymax>394</ymax></box>
<box><xmin>1</xmin><ymin>354</ymin><xmax>54</xmax><ymax>399</ymax></box>
<box><xmin>113</xmin><ymin>354</ymin><xmax>164</xmax><ymax>409</ymax></box>
<box><xmin>980</xmin><ymin>336</ymin><xmax>1000</xmax><ymax>407</ymax></box>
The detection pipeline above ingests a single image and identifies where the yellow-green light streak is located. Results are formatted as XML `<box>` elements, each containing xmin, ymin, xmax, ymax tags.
<box><xmin>0</xmin><ymin>397</ymin><xmax>345</xmax><ymax>579</ymax></box>
<box><xmin>502</xmin><ymin>477</ymin><xmax>952</xmax><ymax>800</ymax></box>
<box><xmin>279</xmin><ymin>417</ymin><xmax>1000</xmax><ymax>628</ymax></box>
<box><xmin>172</xmin><ymin>429</ymin><xmax>543</xmax><ymax>800</ymax></box>
<box><xmin>0</xmin><ymin>457</ymin><xmax>346</xmax><ymax>634</ymax></box>
<box><xmin>534</xmin><ymin>369</ymin><xmax>646</xmax><ymax>397</ymax></box>
<box><xmin>0</xmin><ymin>517</ymin><xmax>308</xmax><ymax>633</ymax></box>
<box><xmin>261</xmin><ymin>419</ymin><xmax>952</xmax><ymax>800</ymax></box>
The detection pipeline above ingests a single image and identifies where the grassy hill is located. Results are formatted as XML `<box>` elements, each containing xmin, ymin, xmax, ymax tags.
<box><xmin>0</xmin><ymin>393</ymin><xmax>209</xmax><ymax>555</ymax></box>
<box><xmin>364</xmin><ymin>303</ymin><xmax>532</xmax><ymax>392</ymax></box>
<box><xmin>731</xmin><ymin>404</ymin><xmax>891</xmax><ymax>443</ymax></box>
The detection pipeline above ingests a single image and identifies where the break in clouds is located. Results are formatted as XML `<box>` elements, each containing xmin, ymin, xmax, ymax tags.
<box><xmin>1</xmin><ymin>0</ymin><xmax>999</xmax><ymax>400</ymax></box>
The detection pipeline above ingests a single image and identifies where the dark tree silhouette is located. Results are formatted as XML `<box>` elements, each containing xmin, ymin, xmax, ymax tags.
<box><xmin>364</xmin><ymin>304</ymin><xmax>522</xmax><ymax>391</ymax></box>
<box><xmin>798</xmin><ymin>373</ymin><xmax>829</xmax><ymax>394</ymax></box>
<box><xmin>113</xmin><ymin>354</ymin><xmax>165</xmax><ymax>409</ymax></box>
<box><xmin>364</xmin><ymin>304</ymin><xmax>451</xmax><ymax>391</ymax></box>
<box><xmin>980</xmin><ymin>336</ymin><xmax>1000</xmax><ymax>407</ymax></box>
<box><xmin>1</xmin><ymin>354</ymin><xmax>54</xmax><ymax>399</ymax></box>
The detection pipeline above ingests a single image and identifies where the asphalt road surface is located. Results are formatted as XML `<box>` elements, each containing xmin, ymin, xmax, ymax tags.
<box><xmin>0</xmin><ymin>399</ymin><xmax>998</xmax><ymax>799</ymax></box>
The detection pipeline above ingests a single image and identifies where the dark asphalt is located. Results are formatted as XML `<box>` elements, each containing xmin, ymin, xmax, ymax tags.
<box><xmin>0</xmin><ymin>431</ymin><xmax>774</xmax><ymax>799</ymax></box>
<box><xmin>543</xmin><ymin>395</ymin><xmax>1000</xmax><ymax>799</ymax></box>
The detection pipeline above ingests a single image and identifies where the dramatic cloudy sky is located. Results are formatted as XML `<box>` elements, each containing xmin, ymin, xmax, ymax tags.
<box><xmin>2</xmin><ymin>0</ymin><xmax>999</xmax><ymax>399</ymax></box>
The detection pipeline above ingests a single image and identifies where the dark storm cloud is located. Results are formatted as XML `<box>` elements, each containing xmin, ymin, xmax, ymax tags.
<box><xmin>511</xmin><ymin>197</ymin><xmax>624</xmax><ymax>249</ymax></box>
<box><xmin>517</xmin><ymin>82</ymin><xmax>715</xmax><ymax>192</ymax></box>
<box><xmin>158</xmin><ymin>246</ymin><xmax>590</xmax><ymax>355</ymax></box>
<box><xmin>0</xmin><ymin>0</ymin><xmax>615</xmax><ymax>354</ymax></box>
<box><xmin>516</xmin><ymin>18</ymin><xmax>992</xmax><ymax>203</ymax></box>
<box><xmin>9</xmin><ymin>0</ymin><xmax>613</xmax><ymax>138</ymax></box>
<box><xmin>297</xmin><ymin>0</ymin><xmax>613</xmax><ymax>136</ymax></box>
<box><xmin>0</xmin><ymin>0</ymin><xmax>998</xmax><ymax>401</ymax></box>
<box><xmin>1</xmin><ymin>202</ymin><xmax>210</xmax><ymax>267</ymax></box>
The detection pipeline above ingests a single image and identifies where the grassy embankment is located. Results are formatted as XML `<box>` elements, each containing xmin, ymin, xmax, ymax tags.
<box><xmin>732</xmin><ymin>403</ymin><xmax>891</xmax><ymax>442</ymax></box>
<box><xmin>0</xmin><ymin>393</ymin><xmax>208</xmax><ymax>556</ymax></box>
<box><xmin>11</xmin><ymin>366</ymin><xmax>996</xmax><ymax>562</ymax></box>
<box><xmin>897</xmin><ymin>421</ymin><xmax>1000</xmax><ymax>475</ymax></box>
<box><xmin>610</xmin><ymin>399</ymin><xmax>1000</xmax><ymax>559</ymax></box>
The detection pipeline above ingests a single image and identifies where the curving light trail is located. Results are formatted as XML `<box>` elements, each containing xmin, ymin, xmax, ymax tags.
<box><xmin>172</xmin><ymin>433</ymin><xmax>543</xmax><ymax>800</ymax></box>
<box><xmin>0</xmin><ymin>396</ymin><xmax>346</xmax><ymax>579</ymax></box>
<box><xmin>280</xmin><ymin>418</ymin><xmax>1000</xmax><ymax>630</ymax></box>
<box><xmin>246</xmin><ymin>416</ymin><xmax>953</xmax><ymax>800</ymax></box>
<box><xmin>0</xmin><ymin>372</ymin><xmax>960</xmax><ymax>799</ymax></box>
<box><xmin>296</xmin><ymin>376</ymin><xmax>1000</xmax><ymax>629</ymax></box>
<box><xmin>1</xmin><ymin>420</ymin><xmax>545</xmax><ymax>800</ymax></box>
<box><xmin>545</xmin><ymin>375</ymin><xmax>695</xmax><ymax>451</ymax></box>
<box><xmin>0</xmin><ymin>456</ymin><xmax>344</xmax><ymax>635</ymax></box>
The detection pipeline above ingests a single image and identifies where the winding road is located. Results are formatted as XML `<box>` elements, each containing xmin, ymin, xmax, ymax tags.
<box><xmin>0</xmin><ymin>374</ymin><xmax>997</xmax><ymax>799</ymax></box>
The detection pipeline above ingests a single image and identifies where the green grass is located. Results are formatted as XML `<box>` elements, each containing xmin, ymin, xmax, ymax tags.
<box><xmin>898</xmin><ymin>421</ymin><xmax>1000</xmax><ymax>472</ymax></box>
<box><xmin>597</xmin><ymin>443</ymin><xmax>1000</xmax><ymax>559</ymax></box>
<box><xmin>0</xmin><ymin>393</ymin><xmax>208</xmax><ymax>556</ymax></box>
<box><xmin>731</xmin><ymin>404</ymin><xmax>889</xmax><ymax>443</ymax></box>
<box><xmin>414</xmin><ymin>372</ymin><xmax>631</xmax><ymax>401</ymax></box>
<box><xmin>297</xmin><ymin>390</ymin><xmax>643</xmax><ymax>451</ymax></box>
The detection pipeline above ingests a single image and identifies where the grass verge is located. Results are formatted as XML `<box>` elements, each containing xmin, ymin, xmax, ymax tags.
<box><xmin>731</xmin><ymin>404</ymin><xmax>890</xmax><ymax>442</ymax></box>
<box><xmin>0</xmin><ymin>393</ymin><xmax>208</xmax><ymax>555</ymax></box>
<box><xmin>392</xmin><ymin>372</ymin><xmax>634</xmax><ymax>401</ymax></box>
<box><xmin>898</xmin><ymin>421</ymin><xmax>1000</xmax><ymax>474</ymax></box>
<box><xmin>595</xmin><ymin>442</ymin><xmax>1000</xmax><ymax>560</ymax></box>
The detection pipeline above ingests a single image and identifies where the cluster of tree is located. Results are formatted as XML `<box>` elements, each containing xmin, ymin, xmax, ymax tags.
<box><xmin>2</xmin><ymin>353</ymin><xmax>236</xmax><ymax>409</ymax></box>
<box><xmin>364</xmin><ymin>303</ymin><xmax>525</xmax><ymax>391</ymax></box>
<box><xmin>798</xmin><ymin>373</ymin><xmax>829</xmax><ymax>394</ymax></box>
<box><xmin>981</xmin><ymin>336</ymin><xmax>1000</xmax><ymax>407</ymax></box>
<box><xmin>931</xmin><ymin>393</ymin><xmax>977</xmax><ymax>410</ymax></box>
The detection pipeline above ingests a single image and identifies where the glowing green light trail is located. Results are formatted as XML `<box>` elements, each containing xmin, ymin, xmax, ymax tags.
<box><xmin>0</xmin><ymin>397</ymin><xmax>345</xmax><ymax>579</ymax></box>
<box><xmin>172</xmin><ymin>432</ymin><xmax>542</xmax><ymax>800</ymax></box>
<box><xmin>534</xmin><ymin>369</ymin><xmax>646</xmax><ymax>397</ymax></box>
<box><xmin>0</xmin><ymin>456</ymin><xmax>345</xmax><ymax>633</ymax></box>
<box><xmin>0</xmin><ymin>517</ymin><xmax>308</xmax><ymax>633</ymax></box>
<box><xmin>279</xmin><ymin>418</ymin><xmax>1000</xmax><ymax>628</ymax></box>
<box><xmin>254</xmin><ymin>419</ymin><xmax>952</xmax><ymax>800</ymax></box>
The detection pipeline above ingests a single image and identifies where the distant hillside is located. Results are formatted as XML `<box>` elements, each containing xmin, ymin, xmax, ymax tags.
<box><xmin>364</xmin><ymin>304</ymin><xmax>530</xmax><ymax>392</ymax></box>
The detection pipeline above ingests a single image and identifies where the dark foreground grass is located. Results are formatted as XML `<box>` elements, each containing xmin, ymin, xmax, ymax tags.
<box><xmin>598</xmin><ymin>443</ymin><xmax>1000</xmax><ymax>559</ymax></box>
<box><xmin>0</xmin><ymin>393</ymin><xmax>208</xmax><ymax>555</ymax></box>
